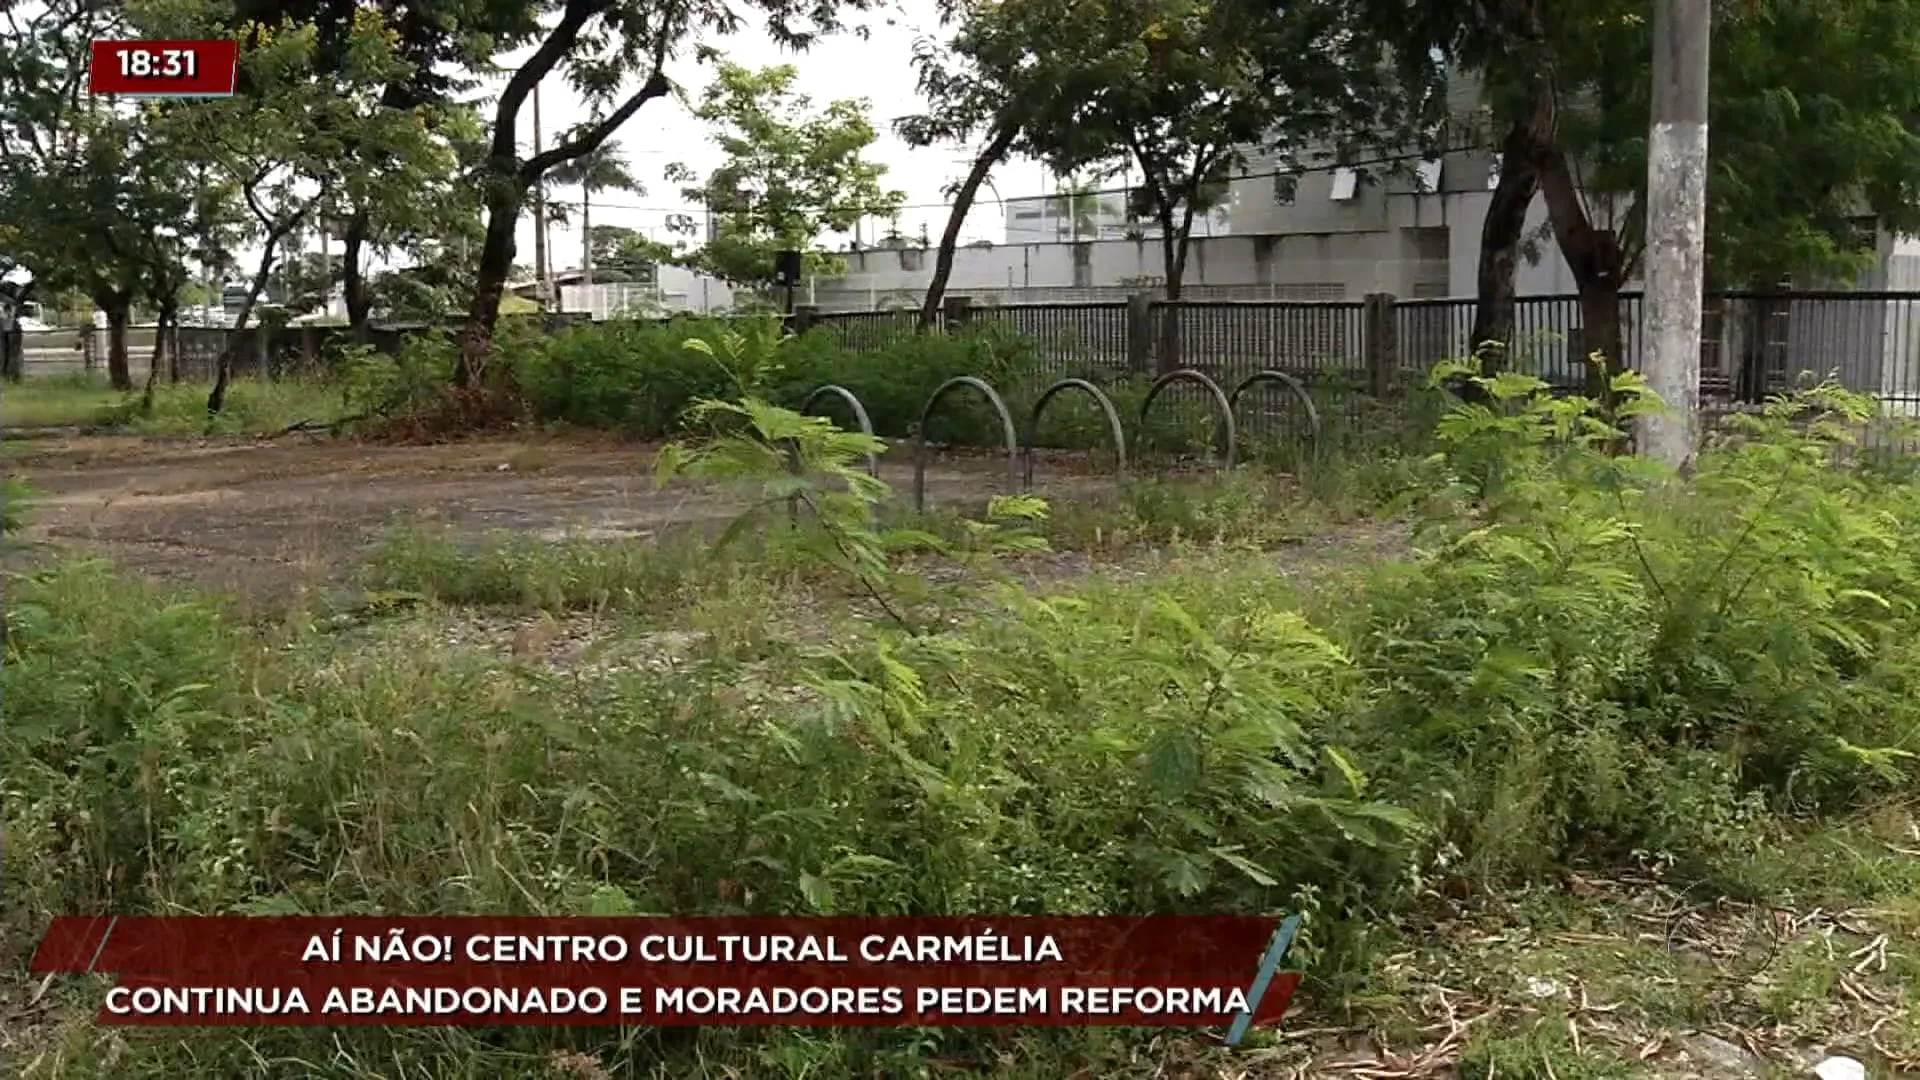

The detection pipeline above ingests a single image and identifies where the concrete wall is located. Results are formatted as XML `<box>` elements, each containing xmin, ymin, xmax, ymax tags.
<box><xmin>804</xmin><ymin>229</ymin><xmax>1407</xmax><ymax>311</ymax></box>
<box><xmin>556</xmin><ymin>266</ymin><xmax>736</xmax><ymax>317</ymax></box>
<box><xmin>805</xmin><ymin>151</ymin><xmax>1616</xmax><ymax>312</ymax></box>
<box><xmin>657</xmin><ymin>265</ymin><xmax>736</xmax><ymax>313</ymax></box>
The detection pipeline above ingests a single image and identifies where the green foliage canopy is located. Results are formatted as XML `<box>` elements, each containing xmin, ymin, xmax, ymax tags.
<box><xmin>674</xmin><ymin>61</ymin><xmax>904</xmax><ymax>286</ymax></box>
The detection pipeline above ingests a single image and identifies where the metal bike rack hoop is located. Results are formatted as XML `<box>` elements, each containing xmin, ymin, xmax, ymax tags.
<box><xmin>913</xmin><ymin>375</ymin><xmax>1020</xmax><ymax>512</ymax></box>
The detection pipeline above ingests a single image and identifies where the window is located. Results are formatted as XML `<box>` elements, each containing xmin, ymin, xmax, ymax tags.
<box><xmin>1414</xmin><ymin>157</ymin><xmax>1443</xmax><ymax>194</ymax></box>
<box><xmin>1407</xmin><ymin>226</ymin><xmax>1450</xmax><ymax>263</ymax></box>
<box><xmin>1013</xmin><ymin>208</ymin><xmax>1042</xmax><ymax>221</ymax></box>
<box><xmin>1329</xmin><ymin>167</ymin><xmax>1358</xmax><ymax>201</ymax></box>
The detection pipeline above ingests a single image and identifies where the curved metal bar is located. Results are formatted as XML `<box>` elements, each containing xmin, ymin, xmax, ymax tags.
<box><xmin>1022</xmin><ymin>377</ymin><xmax>1127</xmax><ymax>491</ymax></box>
<box><xmin>1229</xmin><ymin>369</ymin><xmax>1324</xmax><ymax>451</ymax></box>
<box><xmin>913</xmin><ymin>375</ymin><xmax>1020</xmax><ymax>512</ymax></box>
<box><xmin>1138</xmin><ymin>368</ymin><xmax>1238</xmax><ymax>469</ymax></box>
<box><xmin>799</xmin><ymin>383</ymin><xmax>880</xmax><ymax>478</ymax></box>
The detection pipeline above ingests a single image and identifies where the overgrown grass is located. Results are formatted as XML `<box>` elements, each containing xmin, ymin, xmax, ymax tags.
<box><xmin>0</xmin><ymin>372</ymin><xmax>355</xmax><ymax>435</ymax></box>
<box><xmin>7</xmin><ymin>368</ymin><xmax>1920</xmax><ymax>1077</ymax></box>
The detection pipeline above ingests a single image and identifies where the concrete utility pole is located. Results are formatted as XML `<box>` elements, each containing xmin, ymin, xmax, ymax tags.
<box><xmin>532</xmin><ymin>83</ymin><xmax>552</xmax><ymax>311</ymax></box>
<box><xmin>1640</xmin><ymin>0</ymin><xmax>1711</xmax><ymax>468</ymax></box>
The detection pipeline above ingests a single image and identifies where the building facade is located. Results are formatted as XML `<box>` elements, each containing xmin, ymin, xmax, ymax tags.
<box><xmin>1001</xmin><ymin>192</ymin><xmax>1232</xmax><ymax>245</ymax></box>
<box><xmin>806</xmin><ymin>148</ymin><xmax>1576</xmax><ymax>313</ymax></box>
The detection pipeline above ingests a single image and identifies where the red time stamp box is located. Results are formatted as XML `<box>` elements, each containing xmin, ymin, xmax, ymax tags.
<box><xmin>89</xmin><ymin>40</ymin><xmax>238</xmax><ymax>97</ymax></box>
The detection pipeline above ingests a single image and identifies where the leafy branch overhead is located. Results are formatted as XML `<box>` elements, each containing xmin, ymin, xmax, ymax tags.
<box><xmin>454</xmin><ymin>0</ymin><xmax>882</xmax><ymax>376</ymax></box>
<box><xmin>932</xmin><ymin>0</ymin><xmax>1435</xmax><ymax>310</ymax></box>
<box><xmin>1357</xmin><ymin>0</ymin><xmax>1920</xmax><ymax>376</ymax></box>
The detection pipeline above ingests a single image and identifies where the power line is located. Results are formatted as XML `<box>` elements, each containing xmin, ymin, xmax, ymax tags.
<box><xmin>539</xmin><ymin>139</ymin><xmax>1493</xmax><ymax>217</ymax></box>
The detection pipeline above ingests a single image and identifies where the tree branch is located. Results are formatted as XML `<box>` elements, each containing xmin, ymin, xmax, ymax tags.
<box><xmin>520</xmin><ymin>50</ymin><xmax>672</xmax><ymax>182</ymax></box>
<box><xmin>1616</xmin><ymin>195</ymin><xmax>1647</xmax><ymax>278</ymax></box>
<box><xmin>1121</xmin><ymin>130</ymin><xmax>1171</xmax><ymax>211</ymax></box>
<box><xmin>490</xmin><ymin>0</ymin><xmax>604</xmax><ymax>160</ymax></box>
<box><xmin>1533</xmin><ymin>142</ymin><xmax>1604</xmax><ymax>277</ymax></box>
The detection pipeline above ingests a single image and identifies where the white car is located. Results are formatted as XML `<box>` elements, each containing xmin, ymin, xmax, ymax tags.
<box><xmin>13</xmin><ymin>316</ymin><xmax>53</xmax><ymax>332</ymax></box>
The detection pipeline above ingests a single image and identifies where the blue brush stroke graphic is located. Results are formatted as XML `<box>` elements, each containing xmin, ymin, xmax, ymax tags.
<box><xmin>1224</xmin><ymin>913</ymin><xmax>1301</xmax><ymax>1048</ymax></box>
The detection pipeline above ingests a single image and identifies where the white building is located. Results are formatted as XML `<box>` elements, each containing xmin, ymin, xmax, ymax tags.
<box><xmin>541</xmin><ymin>264</ymin><xmax>737</xmax><ymax>317</ymax></box>
<box><xmin>1002</xmin><ymin>192</ymin><xmax>1234</xmax><ymax>245</ymax></box>
<box><xmin>806</xmin><ymin>150</ymin><xmax>1519</xmax><ymax>311</ymax></box>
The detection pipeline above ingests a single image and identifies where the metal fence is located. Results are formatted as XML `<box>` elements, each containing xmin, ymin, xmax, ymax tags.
<box><xmin>812</xmin><ymin>301</ymin><xmax>1371</xmax><ymax>379</ymax></box>
<box><xmin>812</xmin><ymin>291</ymin><xmax>1920</xmax><ymax>400</ymax></box>
<box><xmin>805</xmin><ymin>290</ymin><xmax>1920</xmax><ymax>449</ymax></box>
<box><xmin>972</xmin><ymin>302</ymin><xmax>1131</xmax><ymax>372</ymax></box>
<box><xmin>1394</xmin><ymin>294</ymin><xmax>1653</xmax><ymax>388</ymax></box>
<box><xmin>1392</xmin><ymin>290</ymin><xmax>1920</xmax><ymax>419</ymax></box>
<box><xmin>8</xmin><ymin>323</ymin><xmax>368</xmax><ymax>382</ymax></box>
<box><xmin>1</xmin><ymin>313</ymin><xmax>592</xmax><ymax>385</ymax></box>
<box><xmin>14</xmin><ymin>292</ymin><xmax>1920</xmax><ymax>446</ymax></box>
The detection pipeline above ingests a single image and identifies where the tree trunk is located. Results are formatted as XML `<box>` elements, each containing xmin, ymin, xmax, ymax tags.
<box><xmin>343</xmin><ymin>206</ymin><xmax>373</xmax><ymax>340</ymax></box>
<box><xmin>1471</xmin><ymin>126</ymin><xmax>1543</xmax><ymax>370</ymax></box>
<box><xmin>457</xmin><ymin>183</ymin><xmax>524</xmax><ymax>386</ymax></box>
<box><xmin>532</xmin><ymin>87</ymin><xmax>550</xmax><ymax>311</ymax></box>
<box><xmin>95</xmin><ymin>292</ymin><xmax>134</xmax><ymax>392</ymax></box>
<box><xmin>581</xmin><ymin>189</ymin><xmax>593</xmax><ymax>291</ymax></box>
<box><xmin>1533</xmin><ymin>143</ymin><xmax>1627</xmax><ymax>402</ymax></box>
<box><xmin>1155</xmin><ymin>209</ymin><xmax>1192</xmax><ymax>374</ymax></box>
<box><xmin>142</xmin><ymin>302</ymin><xmax>174</xmax><ymax>412</ymax></box>
<box><xmin>209</xmin><ymin>245</ymin><xmax>278</xmax><ymax>415</ymax></box>
<box><xmin>920</xmin><ymin>122</ymin><xmax>1019</xmax><ymax>332</ymax></box>
<box><xmin>1577</xmin><ymin>278</ymin><xmax>1624</xmax><ymax>399</ymax></box>
<box><xmin>0</xmin><ymin>313</ymin><xmax>18</xmax><ymax>384</ymax></box>
<box><xmin>454</xmin><ymin>25</ymin><xmax>669</xmax><ymax>381</ymax></box>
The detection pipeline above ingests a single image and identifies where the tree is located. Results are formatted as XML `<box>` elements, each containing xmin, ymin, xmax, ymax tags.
<box><xmin>1079</xmin><ymin>1</ymin><xmax>1416</xmax><ymax>298</ymax></box>
<box><xmin>0</xmin><ymin>0</ymin><xmax>193</xmax><ymax>391</ymax></box>
<box><xmin>896</xmin><ymin>0</ymin><xmax>1109</xmax><ymax>329</ymax></box>
<box><xmin>229</xmin><ymin>0</ymin><xmax>518</xmax><ymax>339</ymax></box>
<box><xmin>133</xmin><ymin>155</ymin><xmax>237</xmax><ymax>402</ymax></box>
<box><xmin>331</xmin><ymin>97</ymin><xmax>486</xmax><ymax>337</ymax></box>
<box><xmin>549</xmin><ymin>138</ymin><xmax>643</xmax><ymax>287</ymax></box>
<box><xmin>138</xmin><ymin>8</ymin><xmax>418</xmax><ymax>413</ymax></box>
<box><xmin>920</xmin><ymin>0</ymin><xmax>1431</xmax><ymax>354</ymax></box>
<box><xmin>451</xmin><ymin>0</ymin><xmax>879</xmax><ymax>386</ymax></box>
<box><xmin>368</xmin><ymin>243</ymin><xmax>481</xmax><ymax>323</ymax></box>
<box><xmin>273</xmin><ymin>250</ymin><xmax>346</xmax><ymax>316</ymax></box>
<box><xmin>587</xmin><ymin>224</ymin><xmax>674</xmax><ymax>282</ymax></box>
<box><xmin>1365</xmin><ymin>0</ymin><xmax>1920</xmax><ymax>394</ymax></box>
<box><xmin>674</xmin><ymin>61</ymin><xmax>903</xmax><ymax>289</ymax></box>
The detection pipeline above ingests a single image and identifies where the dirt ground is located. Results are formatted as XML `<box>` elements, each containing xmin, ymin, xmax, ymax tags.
<box><xmin>3</xmin><ymin>431</ymin><xmax>1126</xmax><ymax>605</ymax></box>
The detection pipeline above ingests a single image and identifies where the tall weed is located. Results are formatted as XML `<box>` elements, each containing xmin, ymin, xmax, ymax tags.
<box><xmin>1351</xmin><ymin>361</ymin><xmax>1920</xmax><ymax>880</ymax></box>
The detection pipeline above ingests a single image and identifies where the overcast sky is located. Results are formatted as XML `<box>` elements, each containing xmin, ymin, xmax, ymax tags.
<box><xmin>500</xmin><ymin>0</ymin><xmax>1068</xmax><ymax>274</ymax></box>
<box><xmin>8</xmin><ymin>0</ymin><xmax>1078</xmax><ymax>294</ymax></box>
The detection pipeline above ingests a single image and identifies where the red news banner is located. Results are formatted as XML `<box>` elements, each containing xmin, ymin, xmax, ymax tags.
<box><xmin>32</xmin><ymin>916</ymin><xmax>1302</xmax><ymax>1029</ymax></box>
<box><xmin>89</xmin><ymin>40</ymin><xmax>239</xmax><ymax>97</ymax></box>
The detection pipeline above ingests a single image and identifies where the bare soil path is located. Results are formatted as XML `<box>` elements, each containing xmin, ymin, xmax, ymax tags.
<box><xmin>3</xmin><ymin>432</ymin><xmax>1117</xmax><ymax>604</ymax></box>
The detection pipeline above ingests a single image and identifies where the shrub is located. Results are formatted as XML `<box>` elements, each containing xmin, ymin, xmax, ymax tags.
<box><xmin>517</xmin><ymin>317</ymin><xmax>736</xmax><ymax>433</ymax></box>
<box><xmin>1346</xmin><ymin>363</ymin><xmax>1920</xmax><ymax>881</ymax></box>
<box><xmin>339</xmin><ymin>332</ymin><xmax>457</xmax><ymax>419</ymax></box>
<box><xmin>771</xmin><ymin>322</ymin><xmax>1048</xmax><ymax>445</ymax></box>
